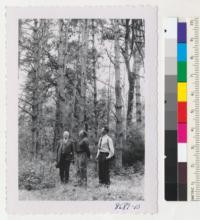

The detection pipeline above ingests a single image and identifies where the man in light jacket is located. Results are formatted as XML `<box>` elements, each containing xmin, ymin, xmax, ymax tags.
<box><xmin>96</xmin><ymin>126</ymin><xmax>114</xmax><ymax>186</ymax></box>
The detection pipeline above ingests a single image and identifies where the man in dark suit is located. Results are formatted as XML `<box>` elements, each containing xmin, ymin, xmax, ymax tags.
<box><xmin>56</xmin><ymin>131</ymin><xmax>74</xmax><ymax>184</ymax></box>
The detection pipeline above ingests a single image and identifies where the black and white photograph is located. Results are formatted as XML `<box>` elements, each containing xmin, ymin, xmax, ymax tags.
<box><xmin>6</xmin><ymin>6</ymin><xmax>157</xmax><ymax>214</ymax></box>
<box><xmin>18</xmin><ymin>18</ymin><xmax>145</xmax><ymax>201</ymax></box>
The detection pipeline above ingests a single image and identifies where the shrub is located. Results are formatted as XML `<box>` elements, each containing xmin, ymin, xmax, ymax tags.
<box><xmin>123</xmin><ymin>123</ymin><xmax>145</xmax><ymax>166</ymax></box>
<box><xmin>19</xmin><ymin>158</ymin><xmax>57</xmax><ymax>190</ymax></box>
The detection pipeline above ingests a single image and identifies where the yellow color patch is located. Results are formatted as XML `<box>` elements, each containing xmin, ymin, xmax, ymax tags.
<box><xmin>178</xmin><ymin>82</ymin><xmax>187</xmax><ymax>102</ymax></box>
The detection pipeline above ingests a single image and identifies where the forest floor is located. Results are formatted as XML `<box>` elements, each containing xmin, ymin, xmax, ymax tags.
<box><xmin>19</xmin><ymin>161</ymin><xmax>144</xmax><ymax>201</ymax></box>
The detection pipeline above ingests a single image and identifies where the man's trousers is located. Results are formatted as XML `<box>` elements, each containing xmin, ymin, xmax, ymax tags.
<box><xmin>59</xmin><ymin>157</ymin><xmax>71</xmax><ymax>183</ymax></box>
<box><xmin>98</xmin><ymin>152</ymin><xmax>110</xmax><ymax>185</ymax></box>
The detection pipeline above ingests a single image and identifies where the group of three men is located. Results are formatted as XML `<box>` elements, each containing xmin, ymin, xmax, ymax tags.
<box><xmin>56</xmin><ymin>126</ymin><xmax>115</xmax><ymax>187</ymax></box>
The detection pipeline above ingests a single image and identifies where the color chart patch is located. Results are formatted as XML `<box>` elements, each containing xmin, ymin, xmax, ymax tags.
<box><xmin>164</xmin><ymin>18</ymin><xmax>177</xmax><ymax>201</ymax></box>
<box><xmin>165</xmin><ymin>18</ymin><xmax>200</xmax><ymax>201</ymax></box>
<box><xmin>177</xmin><ymin>22</ymin><xmax>187</xmax><ymax>201</ymax></box>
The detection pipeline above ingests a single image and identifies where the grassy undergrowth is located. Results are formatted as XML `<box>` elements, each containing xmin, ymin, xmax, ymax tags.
<box><xmin>19</xmin><ymin>159</ymin><xmax>144</xmax><ymax>201</ymax></box>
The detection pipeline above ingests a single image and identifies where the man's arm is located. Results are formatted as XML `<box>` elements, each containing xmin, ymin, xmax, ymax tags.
<box><xmin>71</xmin><ymin>141</ymin><xmax>75</xmax><ymax>161</ymax></box>
<box><xmin>106</xmin><ymin>137</ymin><xmax>114</xmax><ymax>159</ymax></box>
<box><xmin>96</xmin><ymin>138</ymin><xmax>101</xmax><ymax>159</ymax></box>
<box><xmin>96</xmin><ymin>149</ymin><xmax>100</xmax><ymax>159</ymax></box>
<box><xmin>56</xmin><ymin>141</ymin><xmax>60</xmax><ymax>161</ymax></box>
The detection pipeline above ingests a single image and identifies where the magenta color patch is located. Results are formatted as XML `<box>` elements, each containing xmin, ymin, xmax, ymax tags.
<box><xmin>178</xmin><ymin>123</ymin><xmax>187</xmax><ymax>142</ymax></box>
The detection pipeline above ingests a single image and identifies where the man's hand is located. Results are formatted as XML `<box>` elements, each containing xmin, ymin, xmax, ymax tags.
<box><xmin>95</xmin><ymin>155</ymin><xmax>99</xmax><ymax>160</ymax></box>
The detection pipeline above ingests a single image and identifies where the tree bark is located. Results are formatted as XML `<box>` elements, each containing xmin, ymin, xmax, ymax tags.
<box><xmin>113</xmin><ymin>20</ymin><xmax>123</xmax><ymax>169</ymax></box>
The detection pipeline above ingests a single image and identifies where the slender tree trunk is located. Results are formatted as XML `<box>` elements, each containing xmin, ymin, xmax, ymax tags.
<box><xmin>58</xmin><ymin>19</ymin><xmax>65</xmax><ymax>129</ymax></box>
<box><xmin>107</xmin><ymin>62</ymin><xmax>111</xmax><ymax>127</ymax></box>
<box><xmin>18</xmin><ymin>19</ymin><xmax>22</xmax><ymax>77</ymax></box>
<box><xmin>113</xmin><ymin>20</ymin><xmax>123</xmax><ymax>169</ymax></box>
<box><xmin>32</xmin><ymin>89</ymin><xmax>39</xmax><ymax>158</ymax></box>
<box><xmin>31</xmin><ymin>19</ymin><xmax>40</xmax><ymax>158</ymax></box>
<box><xmin>135</xmin><ymin>72</ymin><xmax>142</xmax><ymax>125</ymax></box>
<box><xmin>53</xmin><ymin>87</ymin><xmax>62</xmax><ymax>151</ymax></box>
<box><xmin>71</xmin><ymin>65</ymin><xmax>79</xmax><ymax>137</ymax></box>
<box><xmin>122</xmin><ymin>19</ymin><xmax>136</xmax><ymax>137</ymax></box>
<box><xmin>70</xmin><ymin>29</ymin><xmax>82</xmax><ymax>139</ymax></box>
<box><xmin>92</xmin><ymin>19</ymin><xmax>98</xmax><ymax>140</ymax></box>
<box><xmin>80</xmin><ymin>19</ymin><xmax>89</xmax><ymax>131</ymax></box>
<box><xmin>37</xmin><ymin>19</ymin><xmax>47</xmax><ymax>155</ymax></box>
<box><xmin>126</xmin><ymin>71</ymin><xmax>135</xmax><ymax>130</ymax></box>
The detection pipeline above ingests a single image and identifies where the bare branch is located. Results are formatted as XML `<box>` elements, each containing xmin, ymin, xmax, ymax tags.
<box><xmin>110</xmin><ymin>109</ymin><xmax>118</xmax><ymax>121</ymax></box>
<box><xmin>18</xmin><ymin>105</ymin><xmax>33</xmax><ymax>117</ymax></box>
<box><xmin>19</xmin><ymin>97</ymin><xmax>33</xmax><ymax>106</ymax></box>
<box><xmin>105</xmin><ymin>49</ymin><xmax>114</xmax><ymax>64</ymax></box>
<box><xmin>96</xmin><ymin>77</ymin><xmax>115</xmax><ymax>89</ymax></box>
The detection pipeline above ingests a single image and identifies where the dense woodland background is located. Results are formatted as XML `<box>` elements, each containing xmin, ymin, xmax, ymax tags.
<box><xmin>18</xmin><ymin>19</ymin><xmax>145</xmax><ymax>200</ymax></box>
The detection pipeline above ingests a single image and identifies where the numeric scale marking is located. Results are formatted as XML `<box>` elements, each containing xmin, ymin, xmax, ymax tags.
<box><xmin>188</xmin><ymin>17</ymin><xmax>200</xmax><ymax>201</ymax></box>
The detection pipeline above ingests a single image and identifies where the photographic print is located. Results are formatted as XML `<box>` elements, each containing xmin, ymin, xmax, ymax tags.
<box><xmin>18</xmin><ymin>18</ymin><xmax>145</xmax><ymax>201</ymax></box>
<box><xmin>7</xmin><ymin>6</ymin><xmax>157</xmax><ymax>214</ymax></box>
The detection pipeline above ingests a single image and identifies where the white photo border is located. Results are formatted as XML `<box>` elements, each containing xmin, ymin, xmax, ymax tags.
<box><xmin>6</xmin><ymin>6</ymin><xmax>157</xmax><ymax>214</ymax></box>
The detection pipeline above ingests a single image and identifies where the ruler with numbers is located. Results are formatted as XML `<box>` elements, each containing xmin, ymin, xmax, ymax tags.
<box><xmin>187</xmin><ymin>17</ymin><xmax>200</xmax><ymax>201</ymax></box>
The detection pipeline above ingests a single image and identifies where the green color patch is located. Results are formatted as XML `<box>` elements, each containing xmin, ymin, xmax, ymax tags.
<box><xmin>178</xmin><ymin>62</ymin><xmax>187</xmax><ymax>82</ymax></box>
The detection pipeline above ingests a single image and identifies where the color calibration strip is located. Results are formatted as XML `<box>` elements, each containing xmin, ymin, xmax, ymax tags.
<box><xmin>165</xmin><ymin>18</ymin><xmax>200</xmax><ymax>201</ymax></box>
<box><xmin>165</xmin><ymin>18</ymin><xmax>178</xmax><ymax>201</ymax></box>
<box><xmin>177</xmin><ymin>21</ymin><xmax>187</xmax><ymax>201</ymax></box>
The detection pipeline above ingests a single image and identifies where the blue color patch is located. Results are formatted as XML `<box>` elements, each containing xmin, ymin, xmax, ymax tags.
<box><xmin>178</xmin><ymin>43</ymin><xmax>187</xmax><ymax>61</ymax></box>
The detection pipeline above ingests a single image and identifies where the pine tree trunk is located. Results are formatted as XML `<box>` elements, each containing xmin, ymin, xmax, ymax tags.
<box><xmin>92</xmin><ymin>20</ymin><xmax>98</xmax><ymax>140</ymax></box>
<box><xmin>113</xmin><ymin>20</ymin><xmax>123</xmax><ymax>169</ymax></box>
<box><xmin>53</xmin><ymin>87</ymin><xmax>62</xmax><ymax>151</ymax></box>
<box><xmin>122</xmin><ymin>19</ymin><xmax>136</xmax><ymax>137</ymax></box>
<box><xmin>18</xmin><ymin>19</ymin><xmax>22</xmax><ymax>76</ymax></box>
<box><xmin>107</xmin><ymin>62</ymin><xmax>111</xmax><ymax>127</ymax></box>
<box><xmin>54</xmin><ymin>19</ymin><xmax>69</xmax><ymax>145</ymax></box>
<box><xmin>37</xmin><ymin>19</ymin><xmax>47</xmax><ymax>155</ymax></box>
<box><xmin>80</xmin><ymin>19</ymin><xmax>89</xmax><ymax>131</ymax></box>
<box><xmin>31</xmin><ymin>19</ymin><xmax>40</xmax><ymax>158</ymax></box>
<box><xmin>135</xmin><ymin>74</ymin><xmax>142</xmax><ymax>125</ymax></box>
<box><xmin>71</xmin><ymin>66</ymin><xmax>79</xmax><ymax>138</ymax></box>
<box><xmin>126</xmin><ymin>70</ymin><xmax>135</xmax><ymax>131</ymax></box>
<box><xmin>70</xmin><ymin>30</ymin><xmax>81</xmax><ymax>139</ymax></box>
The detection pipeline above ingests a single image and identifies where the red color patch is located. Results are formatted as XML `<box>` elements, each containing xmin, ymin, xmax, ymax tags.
<box><xmin>178</xmin><ymin>102</ymin><xmax>187</xmax><ymax>123</ymax></box>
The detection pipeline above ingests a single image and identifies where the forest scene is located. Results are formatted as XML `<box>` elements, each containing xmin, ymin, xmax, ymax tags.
<box><xmin>18</xmin><ymin>19</ymin><xmax>145</xmax><ymax>201</ymax></box>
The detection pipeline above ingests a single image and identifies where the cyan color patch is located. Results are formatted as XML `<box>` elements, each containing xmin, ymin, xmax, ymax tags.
<box><xmin>178</xmin><ymin>43</ymin><xmax>187</xmax><ymax>61</ymax></box>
